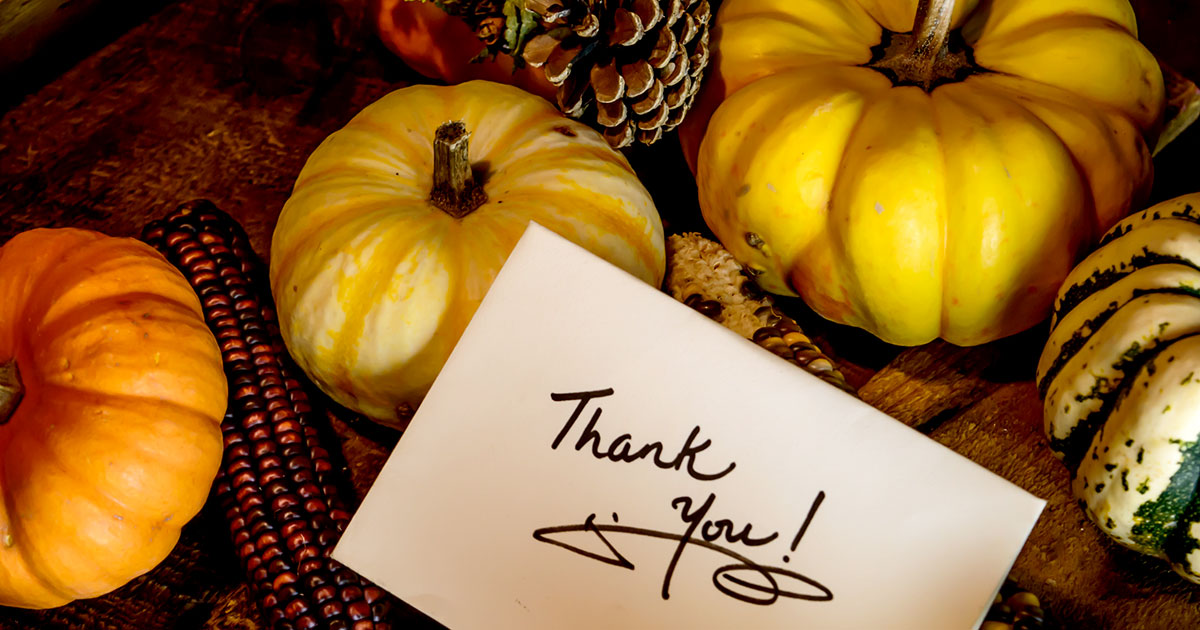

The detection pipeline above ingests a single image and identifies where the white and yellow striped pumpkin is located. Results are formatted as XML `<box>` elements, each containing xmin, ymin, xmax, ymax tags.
<box><xmin>1038</xmin><ymin>192</ymin><xmax>1200</xmax><ymax>582</ymax></box>
<box><xmin>270</xmin><ymin>81</ymin><xmax>665</xmax><ymax>429</ymax></box>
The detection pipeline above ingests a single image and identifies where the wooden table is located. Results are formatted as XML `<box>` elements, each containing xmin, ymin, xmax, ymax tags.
<box><xmin>3</xmin><ymin>1</ymin><xmax>1200</xmax><ymax>627</ymax></box>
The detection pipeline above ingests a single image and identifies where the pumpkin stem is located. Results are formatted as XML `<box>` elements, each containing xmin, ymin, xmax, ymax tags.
<box><xmin>430</xmin><ymin>121</ymin><xmax>488</xmax><ymax>219</ymax></box>
<box><xmin>0</xmin><ymin>360</ymin><xmax>22</xmax><ymax>426</ymax></box>
<box><xmin>908</xmin><ymin>0</ymin><xmax>956</xmax><ymax>79</ymax></box>
<box><xmin>864</xmin><ymin>0</ymin><xmax>975</xmax><ymax>91</ymax></box>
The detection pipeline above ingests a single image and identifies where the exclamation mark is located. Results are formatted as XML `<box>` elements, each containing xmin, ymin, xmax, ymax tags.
<box><xmin>783</xmin><ymin>491</ymin><xmax>826</xmax><ymax>563</ymax></box>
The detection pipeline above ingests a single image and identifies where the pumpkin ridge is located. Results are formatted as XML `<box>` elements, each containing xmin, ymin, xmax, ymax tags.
<box><xmin>928</xmin><ymin>86</ymin><xmax>959</xmax><ymax>332</ymax></box>
<box><xmin>963</xmin><ymin>72</ymin><xmax>1153</xmax><ymax>236</ymax></box>
<box><xmin>490</xmin><ymin>141</ymin><xmax>634</xmax><ymax>181</ymax></box>
<box><xmin>30</xmin><ymin>290</ymin><xmax>205</xmax><ymax>347</ymax></box>
<box><xmin>974</xmin><ymin>14</ymin><xmax>1135</xmax><ymax>52</ymax></box>
<box><xmin>724</xmin><ymin>10</ymin><xmax>876</xmax><ymax>49</ymax></box>
<box><xmin>273</xmin><ymin>196</ymin><xmax>429</xmax><ymax>300</ymax></box>
<box><xmin>17</xmin><ymin>384</ymin><xmax>219</xmax><ymax>515</ymax></box>
<box><xmin>329</xmin><ymin>221</ymin><xmax>450</xmax><ymax>412</ymax></box>
<box><xmin>1054</xmin><ymin>250</ymin><xmax>1200</xmax><ymax>325</ymax></box>
<box><xmin>490</xmin><ymin>192</ymin><xmax>663</xmax><ymax>284</ymax></box>
<box><xmin>1055</xmin><ymin>332</ymin><xmax>1200</xmax><ymax>470</ymax></box>
<box><xmin>1039</xmin><ymin>286</ymin><xmax>1200</xmax><ymax>398</ymax></box>
<box><xmin>805</xmin><ymin>82</ymin><xmax>878</xmax><ymax>314</ymax></box>
<box><xmin>18</xmin><ymin>240</ymin><xmax>194</xmax><ymax>328</ymax></box>
<box><xmin>1099</xmin><ymin>203</ymin><xmax>1200</xmax><ymax>249</ymax></box>
<box><xmin>0</xmin><ymin>472</ymin><xmax>80</xmax><ymax>605</ymax></box>
<box><xmin>964</xmin><ymin>74</ymin><xmax>1105</xmax><ymax>236</ymax></box>
<box><xmin>5</xmin><ymin>434</ymin><xmax>136</xmax><ymax>596</ymax></box>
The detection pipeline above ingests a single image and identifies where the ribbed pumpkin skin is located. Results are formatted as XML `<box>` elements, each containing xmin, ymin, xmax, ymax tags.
<box><xmin>270</xmin><ymin>81</ymin><xmax>665</xmax><ymax>428</ymax></box>
<box><xmin>1037</xmin><ymin>192</ymin><xmax>1200</xmax><ymax>583</ymax></box>
<box><xmin>678</xmin><ymin>0</ymin><xmax>1163</xmax><ymax>346</ymax></box>
<box><xmin>0</xmin><ymin>229</ymin><xmax>226</xmax><ymax>609</ymax></box>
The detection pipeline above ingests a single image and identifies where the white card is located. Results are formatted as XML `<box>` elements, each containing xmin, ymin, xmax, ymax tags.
<box><xmin>333</xmin><ymin>223</ymin><xmax>1045</xmax><ymax>630</ymax></box>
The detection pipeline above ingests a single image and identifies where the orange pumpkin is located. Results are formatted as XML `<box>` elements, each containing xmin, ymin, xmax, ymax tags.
<box><xmin>372</xmin><ymin>0</ymin><xmax>557</xmax><ymax>100</ymax></box>
<box><xmin>0</xmin><ymin>228</ymin><xmax>227</xmax><ymax>609</ymax></box>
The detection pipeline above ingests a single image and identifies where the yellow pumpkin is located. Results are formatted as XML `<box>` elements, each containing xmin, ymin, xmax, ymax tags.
<box><xmin>677</xmin><ymin>0</ymin><xmax>1164</xmax><ymax>346</ymax></box>
<box><xmin>270</xmin><ymin>80</ymin><xmax>665</xmax><ymax>429</ymax></box>
<box><xmin>0</xmin><ymin>229</ymin><xmax>226</xmax><ymax>609</ymax></box>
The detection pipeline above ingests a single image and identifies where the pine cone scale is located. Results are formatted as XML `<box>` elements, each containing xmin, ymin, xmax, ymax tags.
<box><xmin>591</xmin><ymin>58</ymin><xmax>626</xmax><ymax>103</ymax></box>
<box><xmin>622</xmin><ymin>60</ymin><xmax>654</xmax><ymax>98</ymax></box>
<box><xmin>513</xmin><ymin>0</ymin><xmax>714</xmax><ymax>148</ymax></box>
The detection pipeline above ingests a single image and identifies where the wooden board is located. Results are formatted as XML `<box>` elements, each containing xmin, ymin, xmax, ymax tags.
<box><xmin>3</xmin><ymin>0</ymin><xmax>1200</xmax><ymax>627</ymax></box>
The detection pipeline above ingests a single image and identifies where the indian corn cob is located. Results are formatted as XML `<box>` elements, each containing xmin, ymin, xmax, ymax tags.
<box><xmin>665</xmin><ymin>232</ymin><xmax>854</xmax><ymax>394</ymax></box>
<box><xmin>141</xmin><ymin>201</ymin><xmax>395</xmax><ymax>630</ymax></box>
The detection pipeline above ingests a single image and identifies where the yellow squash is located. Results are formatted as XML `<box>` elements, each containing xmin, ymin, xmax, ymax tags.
<box><xmin>678</xmin><ymin>0</ymin><xmax>1164</xmax><ymax>346</ymax></box>
<box><xmin>270</xmin><ymin>81</ymin><xmax>665</xmax><ymax>428</ymax></box>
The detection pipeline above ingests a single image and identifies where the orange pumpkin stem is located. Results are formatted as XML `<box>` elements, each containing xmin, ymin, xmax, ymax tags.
<box><xmin>430</xmin><ymin>120</ymin><xmax>488</xmax><ymax>219</ymax></box>
<box><xmin>0</xmin><ymin>360</ymin><xmax>22</xmax><ymax>425</ymax></box>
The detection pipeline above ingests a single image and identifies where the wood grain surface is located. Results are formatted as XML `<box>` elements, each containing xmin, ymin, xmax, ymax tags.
<box><xmin>2</xmin><ymin>0</ymin><xmax>1200</xmax><ymax>628</ymax></box>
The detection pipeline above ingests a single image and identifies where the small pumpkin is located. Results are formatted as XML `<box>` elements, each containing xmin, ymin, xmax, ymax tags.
<box><xmin>372</xmin><ymin>0</ymin><xmax>556</xmax><ymax>99</ymax></box>
<box><xmin>678</xmin><ymin>0</ymin><xmax>1164</xmax><ymax>346</ymax></box>
<box><xmin>1037</xmin><ymin>192</ymin><xmax>1200</xmax><ymax>583</ymax></box>
<box><xmin>270</xmin><ymin>80</ymin><xmax>665</xmax><ymax>429</ymax></box>
<box><xmin>0</xmin><ymin>228</ymin><xmax>226</xmax><ymax>609</ymax></box>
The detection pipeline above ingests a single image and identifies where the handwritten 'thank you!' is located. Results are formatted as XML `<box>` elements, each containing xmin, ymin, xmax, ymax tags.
<box><xmin>536</xmin><ymin>388</ymin><xmax>832</xmax><ymax>606</ymax></box>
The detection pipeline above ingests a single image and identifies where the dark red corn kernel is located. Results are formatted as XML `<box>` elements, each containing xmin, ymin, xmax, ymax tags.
<box><xmin>295</xmin><ymin>615</ymin><xmax>320</xmax><ymax>630</ymax></box>
<box><xmin>281</xmin><ymin>444</ymin><xmax>306</xmax><ymax>459</ymax></box>
<box><xmin>272</xmin><ymin>494</ymin><xmax>300</xmax><ymax>510</ymax></box>
<box><xmin>362</xmin><ymin>587</ymin><xmax>385</xmax><ymax>604</ymax></box>
<box><xmin>333</xmin><ymin>567</ymin><xmax>361</xmax><ymax>586</ymax></box>
<box><xmin>274</xmin><ymin>566</ymin><xmax>300</xmax><ymax>588</ymax></box>
<box><xmin>347</xmin><ymin>601</ymin><xmax>371</xmax><ymax>621</ymax></box>
<box><xmin>320</xmin><ymin>601</ymin><xmax>345</xmax><ymax>618</ymax></box>
<box><xmin>240</xmin><ymin>495</ymin><xmax>265</xmax><ymax>510</ymax></box>
<box><xmin>340</xmin><ymin>586</ymin><xmax>364</xmax><ymax>603</ymax></box>
<box><xmin>248</xmin><ymin>517</ymin><xmax>272</xmax><ymax>537</ymax></box>
<box><xmin>276</xmin><ymin>583</ymin><xmax>303</xmax><ymax>603</ymax></box>
<box><xmin>370</xmin><ymin>599</ymin><xmax>393</xmax><ymax>622</ymax></box>
<box><xmin>299</xmin><ymin>558</ymin><xmax>324</xmax><ymax>575</ymax></box>
<box><xmin>296</xmin><ymin>546</ymin><xmax>320</xmax><ymax>562</ymax></box>
<box><xmin>263</xmin><ymin>545</ymin><xmax>285</xmax><ymax>563</ymax></box>
<box><xmin>281</xmin><ymin>519</ymin><xmax>307</xmax><ymax>538</ymax></box>
<box><xmin>353</xmin><ymin>619</ymin><xmax>375</xmax><ymax>630</ymax></box>
<box><xmin>287</xmin><ymin>531</ymin><xmax>314</xmax><ymax>551</ymax></box>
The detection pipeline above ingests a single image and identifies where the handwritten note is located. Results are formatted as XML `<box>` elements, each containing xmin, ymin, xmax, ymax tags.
<box><xmin>333</xmin><ymin>223</ymin><xmax>1045</xmax><ymax>630</ymax></box>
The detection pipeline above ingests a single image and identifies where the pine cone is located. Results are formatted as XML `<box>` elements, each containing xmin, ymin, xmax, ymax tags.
<box><xmin>521</xmin><ymin>0</ymin><xmax>712</xmax><ymax>148</ymax></box>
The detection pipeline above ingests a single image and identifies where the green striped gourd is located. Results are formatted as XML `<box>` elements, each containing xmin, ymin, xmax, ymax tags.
<box><xmin>1037</xmin><ymin>192</ymin><xmax>1200</xmax><ymax>582</ymax></box>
